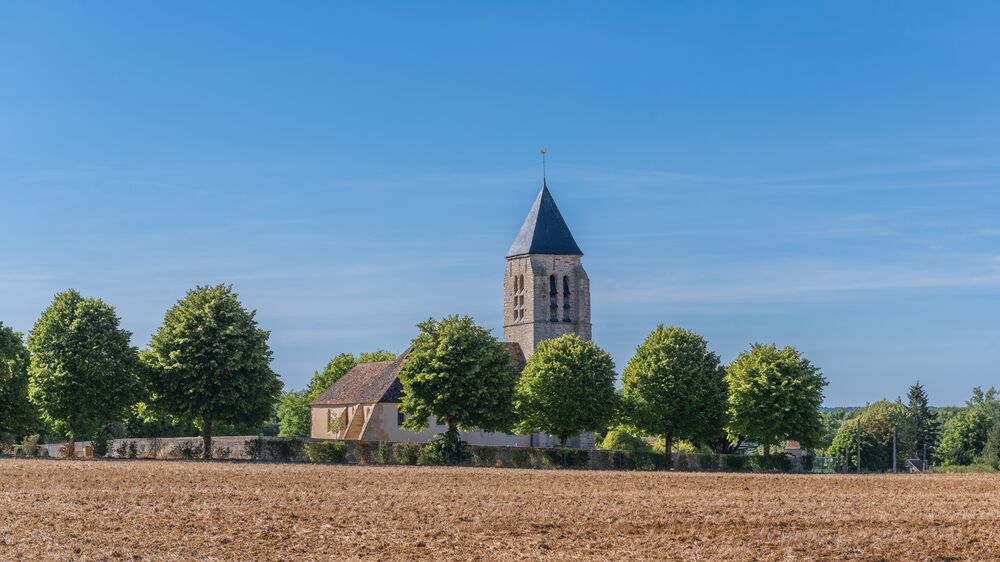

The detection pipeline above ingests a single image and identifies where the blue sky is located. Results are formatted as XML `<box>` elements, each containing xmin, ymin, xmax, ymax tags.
<box><xmin>2</xmin><ymin>3</ymin><xmax>999</xmax><ymax>405</ymax></box>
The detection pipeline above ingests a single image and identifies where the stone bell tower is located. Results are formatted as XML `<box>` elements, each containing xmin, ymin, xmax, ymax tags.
<box><xmin>503</xmin><ymin>182</ymin><xmax>591</xmax><ymax>358</ymax></box>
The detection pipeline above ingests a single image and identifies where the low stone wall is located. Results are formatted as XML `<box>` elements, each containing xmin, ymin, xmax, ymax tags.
<box><xmin>32</xmin><ymin>436</ymin><xmax>805</xmax><ymax>472</ymax></box>
<box><xmin>308</xmin><ymin>439</ymin><xmax>804</xmax><ymax>472</ymax></box>
<box><xmin>105</xmin><ymin>436</ymin><xmax>262</xmax><ymax>459</ymax></box>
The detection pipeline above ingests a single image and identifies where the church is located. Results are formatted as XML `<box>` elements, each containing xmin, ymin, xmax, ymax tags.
<box><xmin>309</xmin><ymin>182</ymin><xmax>595</xmax><ymax>448</ymax></box>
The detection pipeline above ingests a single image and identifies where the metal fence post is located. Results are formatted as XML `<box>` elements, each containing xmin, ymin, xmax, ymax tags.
<box><xmin>892</xmin><ymin>427</ymin><xmax>897</xmax><ymax>473</ymax></box>
<box><xmin>856</xmin><ymin>419</ymin><xmax>861</xmax><ymax>474</ymax></box>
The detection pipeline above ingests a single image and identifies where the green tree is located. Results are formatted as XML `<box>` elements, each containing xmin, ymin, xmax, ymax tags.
<box><xmin>725</xmin><ymin>343</ymin><xmax>827</xmax><ymax>455</ymax></box>
<box><xmin>905</xmin><ymin>381</ymin><xmax>939</xmax><ymax>460</ymax></box>
<box><xmin>514</xmin><ymin>334</ymin><xmax>617</xmax><ymax>446</ymax></box>
<box><xmin>307</xmin><ymin>350</ymin><xmax>396</xmax><ymax>400</ymax></box>
<box><xmin>982</xmin><ymin>415</ymin><xmax>1000</xmax><ymax>470</ymax></box>
<box><xmin>818</xmin><ymin>407</ymin><xmax>851</xmax><ymax>451</ymax></box>
<box><xmin>143</xmin><ymin>284</ymin><xmax>282</xmax><ymax>457</ymax></box>
<box><xmin>27</xmin><ymin>290</ymin><xmax>140</xmax><ymax>439</ymax></box>
<box><xmin>936</xmin><ymin>405</ymin><xmax>994</xmax><ymax>466</ymax></box>
<box><xmin>0</xmin><ymin>322</ymin><xmax>37</xmax><ymax>437</ymax></box>
<box><xmin>399</xmin><ymin>316</ymin><xmax>517</xmax><ymax>454</ymax></box>
<box><xmin>829</xmin><ymin>400</ymin><xmax>912</xmax><ymax>471</ymax></box>
<box><xmin>620</xmin><ymin>326</ymin><xmax>727</xmax><ymax>459</ymax></box>
<box><xmin>277</xmin><ymin>390</ymin><xmax>312</xmax><ymax>438</ymax></box>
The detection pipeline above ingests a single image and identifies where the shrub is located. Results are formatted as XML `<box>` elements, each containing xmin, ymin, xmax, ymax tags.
<box><xmin>0</xmin><ymin>437</ymin><xmax>15</xmax><ymax>456</ymax></box>
<box><xmin>213</xmin><ymin>446</ymin><xmax>232</xmax><ymax>459</ymax></box>
<box><xmin>145</xmin><ymin>438</ymin><xmax>163</xmax><ymax>459</ymax></box>
<box><xmin>92</xmin><ymin>423</ymin><xmax>126</xmax><ymax>458</ymax></box>
<box><xmin>472</xmin><ymin>446</ymin><xmax>498</xmax><ymax>467</ymax></box>
<box><xmin>169</xmin><ymin>440</ymin><xmax>204</xmax><ymax>459</ymax></box>
<box><xmin>723</xmin><ymin>455</ymin><xmax>750</xmax><ymax>471</ymax></box>
<box><xmin>393</xmin><ymin>442</ymin><xmax>422</xmax><ymax>465</ymax></box>
<box><xmin>599</xmin><ymin>429</ymin><xmax>651</xmax><ymax>453</ymax></box>
<box><xmin>20</xmin><ymin>435</ymin><xmax>40</xmax><ymax>457</ymax></box>
<box><xmin>92</xmin><ymin>437</ymin><xmax>109</xmax><ymax>458</ymax></box>
<box><xmin>59</xmin><ymin>441</ymin><xmax>76</xmax><ymax>459</ymax></box>
<box><xmin>374</xmin><ymin>441</ymin><xmax>392</xmax><ymax>464</ymax></box>
<box><xmin>305</xmin><ymin>441</ymin><xmax>347</xmax><ymax>463</ymax></box>
<box><xmin>421</xmin><ymin>433</ymin><xmax>469</xmax><ymax>465</ymax></box>
<box><xmin>127</xmin><ymin>441</ymin><xmax>138</xmax><ymax>459</ymax></box>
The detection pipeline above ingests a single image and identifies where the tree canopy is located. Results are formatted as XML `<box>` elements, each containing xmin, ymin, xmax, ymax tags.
<box><xmin>399</xmin><ymin>316</ymin><xmax>517</xmax><ymax>438</ymax></box>
<box><xmin>620</xmin><ymin>326</ymin><xmax>727</xmax><ymax>456</ymax></box>
<box><xmin>936</xmin><ymin>404</ymin><xmax>994</xmax><ymax>466</ymax></box>
<box><xmin>829</xmin><ymin>400</ymin><xmax>912</xmax><ymax>471</ymax></box>
<box><xmin>514</xmin><ymin>334</ymin><xmax>617</xmax><ymax>445</ymax></box>
<box><xmin>307</xmin><ymin>350</ymin><xmax>395</xmax><ymax>400</ymax></box>
<box><xmin>277</xmin><ymin>390</ymin><xmax>312</xmax><ymax>438</ymax></box>
<box><xmin>0</xmin><ymin>322</ymin><xmax>36</xmax><ymax>437</ymax></box>
<box><xmin>143</xmin><ymin>284</ymin><xmax>282</xmax><ymax>456</ymax></box>
<box><xmin>27</xmin><ymin>290</ymin><xmax>140</xmax><ymax>439</ymax></box>
<box><xmin>905</xmin><ymin>381</ymin><xmax>939</xmax><ymax>460</ymax></box>
<box><xmin>725</xmin><ymin>343</ymin><xmax>826</xmax><ymax>454</ymax></box>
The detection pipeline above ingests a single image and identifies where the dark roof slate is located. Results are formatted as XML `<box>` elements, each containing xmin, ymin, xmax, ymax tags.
<box><xmin>310</xmin><ymin>343</ymin><xmax>527</xmax><ymax>406</ymax></box>
<box><xmin>506</xmin><ymin>183</ymin><xmax>583</xmax><ymax>258</ymax></box>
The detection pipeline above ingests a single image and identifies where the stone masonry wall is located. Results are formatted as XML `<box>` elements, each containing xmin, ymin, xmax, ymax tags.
<box><xmin>504</xmin><ymin>254</ymin><xmax>591</xmax><ymax>357</ymax></box>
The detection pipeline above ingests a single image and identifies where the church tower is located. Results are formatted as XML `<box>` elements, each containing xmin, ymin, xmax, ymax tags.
<box><xmin>504</xmin><ymin>182</ymin><xmax>591</xmax><ymax>358</ymax></box>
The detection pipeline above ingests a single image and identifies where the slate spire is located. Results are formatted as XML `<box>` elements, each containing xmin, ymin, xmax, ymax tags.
<box><xmin>506</xmin><ymin>182</ymin><xmax>583</xmax><ymax>258</ymax></box>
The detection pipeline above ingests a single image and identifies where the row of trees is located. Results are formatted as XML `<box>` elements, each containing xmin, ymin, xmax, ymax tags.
<box><xmin>0</xmin><ymin>286</ymin><xmax>282</xmax><ymax>455</ymax></box>
<box><xmin>5</xmin><ymin>297</ymin><xmax>831</xmax><ymax>460</ymax></box>
<box><xmin>331</xmin><ymin>317</ymin><xmax>828</xmax><ymax>459</ymax></box>
<box><xmin>823</xmin><ymin>384</ymin><xmax>1000</xmax><ymax>470</ymax></box>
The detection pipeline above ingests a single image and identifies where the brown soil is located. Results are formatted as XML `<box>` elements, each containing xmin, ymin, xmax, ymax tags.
<box><xmin>2</xmin><ymin>459</ymin><xmax>999</xmax><ymax>560</ymax></box>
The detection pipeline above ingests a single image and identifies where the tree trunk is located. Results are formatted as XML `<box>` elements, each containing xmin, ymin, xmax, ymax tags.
<box><xmin>445</xmin><ymin>423</ymin><xmax>460</xmax><ymax>465</ymax></box>
<box><xmin>560</xmin><ymin>433</ymin><xmax>568</xmax><ymax>447</ymax></box>
<box><xmin>202</xmin><ymin>419</ymin><xmax>213</xmax><ymax>459</ymax></box>
<box><xmin>664</xmin><ymin>432</ymin><xmax>673</xmax><ymax>465</ymax></box>
<box><xmin>763</xmin><ymin>443</ymin><xmax>771</xmax><ymax>456</ymax></box>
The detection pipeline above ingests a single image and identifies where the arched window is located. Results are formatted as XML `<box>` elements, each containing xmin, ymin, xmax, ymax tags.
<box><xmin>549</xmin><ymin>275</ymin><xmax>558</xmax><ymax>321</ymax></box>
<box><xmin>563</xmin><ymin>276</ymin><xmax>572</xmax><ymax>322</ymax></box>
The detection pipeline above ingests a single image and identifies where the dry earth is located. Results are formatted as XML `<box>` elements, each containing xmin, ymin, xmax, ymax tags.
<box><xmin>2</xmin><ymin>459</ymin><xmax>1000</xmax><ymax>561</ymax></box>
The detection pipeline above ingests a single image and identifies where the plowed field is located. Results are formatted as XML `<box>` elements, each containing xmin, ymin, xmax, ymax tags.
<box><xmin>2</xmin><ymin>459</ymin><xmax>998</xmax><ymax>560</ymax></box>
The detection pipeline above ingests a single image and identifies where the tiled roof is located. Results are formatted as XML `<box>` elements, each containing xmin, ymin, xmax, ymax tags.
<box><xmin>506</xmin><ymin>182</ymin><xmax>583</xmax><ymax>258</ymax></box>
<box><xmin>309</xmin><ymin>360</ymin><xmax>397</xmax><ymax>406</ymax></box>
<box><xmin>310</xmin><ymin>343</ymin><xmax>527</xmax><ymax>406</ymax></box>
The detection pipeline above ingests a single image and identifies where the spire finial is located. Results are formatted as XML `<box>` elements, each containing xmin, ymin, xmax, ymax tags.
<box><xmin>540</xmin><ymin>147</ymin><xmax>547</xmax><ymax>186</ymax></box>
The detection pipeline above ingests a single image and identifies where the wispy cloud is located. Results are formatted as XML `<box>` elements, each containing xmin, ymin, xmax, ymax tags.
<box><xmin>601</xmin><ymin>257</ymin><xmax>1000</xmax><ymax>306</ymax></box>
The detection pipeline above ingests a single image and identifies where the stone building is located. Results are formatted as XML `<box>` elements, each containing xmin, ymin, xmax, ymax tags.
<box><xmin>310</xmin><ymin>182</ymin><xmax>594</xmax><ymax>448</ymax></box>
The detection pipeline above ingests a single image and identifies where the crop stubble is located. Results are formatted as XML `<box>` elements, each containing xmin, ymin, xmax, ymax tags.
<box><xmin>2</xmin><ymin>459</ymin><xmax>1000</xmax><ymax>560</ymax></box>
